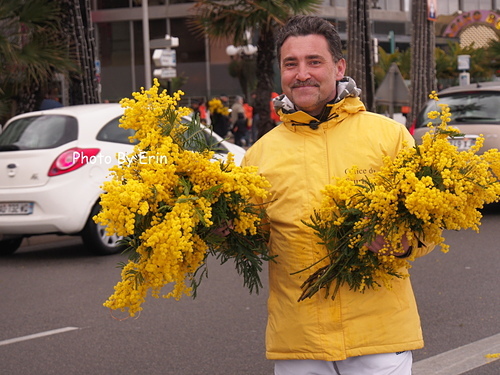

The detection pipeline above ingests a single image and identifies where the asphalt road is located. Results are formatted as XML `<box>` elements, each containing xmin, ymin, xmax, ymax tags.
<box><xmin>1</xmin><ymin>207</ymin><xmax>499</xmax><ymax>375</ymax></box>
<box><xmin>410</xmin><ymin>205</ymin><xmax>500</xmax><ymax>375</ymax></box>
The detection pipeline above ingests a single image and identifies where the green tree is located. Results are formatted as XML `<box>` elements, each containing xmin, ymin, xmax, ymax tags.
<box><xmin>486</xmin><ymin>38</ymin><xmax>500</xmax><ymax>77</ymax></box>
<box><xmin>373</xmin><ymin>48</ymin><xmax>411</xmax><ymax>88</ymax></box>
<box><xmin>435</xmin><ymin>41</ymin><xmax>496</xmax><ymax>87</ymax></box>
<box><xmin>191</xmin><ymin>0</ymin><xmax>322</xmax><ymax>139</ymax></box>
<box><xmin>0</xmin><ymin>0</ymin><xmax>77</xmax><ymax>124</ymax></box>
<box><xmin>375</xmin><ymin>41</ymin><xmax>497</xmax><ymax>93</ymax></box>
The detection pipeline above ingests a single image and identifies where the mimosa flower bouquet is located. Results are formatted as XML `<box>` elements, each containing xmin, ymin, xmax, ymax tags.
<box><xmin>95</xmin><ymin>80</ymin><xmax>272</xmax><ymax>316</ymax></box>
<box><xmin>298</xmin><ymin>92</ymin><xmax>500</xmax><ymax>301</ymax></box>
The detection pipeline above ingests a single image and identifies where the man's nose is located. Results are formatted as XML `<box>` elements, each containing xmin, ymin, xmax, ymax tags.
<box><xmin>295</xmin><ymin>63</ymin><xmax>311</xmax><ymax>80</ymax></box>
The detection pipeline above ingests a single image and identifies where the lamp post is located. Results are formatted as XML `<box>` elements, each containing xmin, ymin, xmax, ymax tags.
<box><xmin>225</xmin><ymin>42</ymin><xmax>258</xmax><ymax>100</ymax></box>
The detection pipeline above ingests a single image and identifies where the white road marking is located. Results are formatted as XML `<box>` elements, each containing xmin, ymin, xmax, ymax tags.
<box><xmin>0</xmin><ymin>327</ymin><xmax>79</xmax><ymax>346</ymax></box>
<box><xmin>413</xmin><ymin>332</ymin><xmax>500</xmax><ymax>375</ymax></box>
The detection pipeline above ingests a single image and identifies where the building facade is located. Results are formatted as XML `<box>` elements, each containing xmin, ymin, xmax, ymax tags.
<box><xmin>90</xmin><ymin>0</ymin><xmax>499</xmax><ymax>102</ymax></box>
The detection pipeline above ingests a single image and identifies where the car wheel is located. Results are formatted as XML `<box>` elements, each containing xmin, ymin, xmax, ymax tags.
<box><xmin>0</xmin><ymin>238</ymin><xmax>23</xmax><ymax>256</ymax></box>
<box><xmin>81</xmin><ymin>203</ymin><xmax>124</xmax><ymax>256</ymax></box>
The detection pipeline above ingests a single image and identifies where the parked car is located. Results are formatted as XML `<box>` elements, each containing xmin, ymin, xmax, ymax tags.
<box><xmin>0</xmin><ymin>104</ymin><xmax>245</xmax><ymax>256</ymax></box>
<box><xmin>410</xmin><ymin>81</ymin><xmax>500</xmax><ymax>153</ymax></box>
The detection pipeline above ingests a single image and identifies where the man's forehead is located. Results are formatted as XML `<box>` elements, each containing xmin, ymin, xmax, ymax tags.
<box><xmin>281</xmin><ymin>34</ymin><xmax>329</xmax><ymax>52</ymax></box>
<box><xmin>282</xmin><ymin>53</ymin><xmax>325</xmax><ymax>60</ymax></box>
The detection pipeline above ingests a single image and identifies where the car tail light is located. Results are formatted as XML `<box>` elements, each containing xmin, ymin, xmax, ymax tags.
<box><xmin>48</xmin><ymin>147</ymin><xmax>100</xmax><ymax>176</ymax></box>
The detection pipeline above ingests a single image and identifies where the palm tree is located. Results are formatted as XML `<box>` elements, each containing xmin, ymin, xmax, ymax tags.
<box><xmin>346</xmin><ymin>0</ymin><xmax>375</xmax><ymax>111</ymax></box>
<box><xmin>409</xmin><ymin>0</ymin><xmax>436</xmax><ymax>125</ymax></box>
<box><xmin>0</xmin><ymin>0</ymin><xmax>100</xmax><ymax>125</ymax></box>
<box><xmin>0</xmin><ymin>0</ymin><xmax>77</xmax><ymax>123</ymax></box>
<box><xmin>191</xmin><ymin>0</ymin><xmax>322</xmax><ymax>139</ymax></box>
<box><xmin>60</xmin><ymin>0</ymin><xmax>101</xmax><ymax>106</ymax></box>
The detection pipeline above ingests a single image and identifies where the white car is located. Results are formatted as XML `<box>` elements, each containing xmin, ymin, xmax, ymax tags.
<box><xmin>0</xmin><ymin>103</ymin><xmax>245</xmax><ymax>255</ymax></box>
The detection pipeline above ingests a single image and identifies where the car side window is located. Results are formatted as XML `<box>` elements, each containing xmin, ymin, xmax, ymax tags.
<box><xmin>96</xmin><ymin>117</ymin><xmax>137</xmax><ymax>145</ymax></box>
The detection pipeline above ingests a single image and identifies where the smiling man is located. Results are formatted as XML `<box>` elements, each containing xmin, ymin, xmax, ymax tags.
<box><xmin>242</xmin><ymin>15</ymin><xmax>433</xmax><ymax>375</ymax></box>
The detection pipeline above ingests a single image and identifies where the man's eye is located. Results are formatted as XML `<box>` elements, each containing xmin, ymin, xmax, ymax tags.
<box><xmin>310</xmin><ymin>60</ymin><xmax>321</xmax><ymax>65</ymax></box>
<box><xmin>284</xmin><ymin>62</ymin><xmax>297</xmax><ymax>68</ymax></box>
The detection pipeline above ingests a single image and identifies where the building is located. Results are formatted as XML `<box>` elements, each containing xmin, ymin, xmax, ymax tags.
<box><xmin>90</xmin><ymin>0</ymin><xmax>500</xmax><ymax>102</ymax></box>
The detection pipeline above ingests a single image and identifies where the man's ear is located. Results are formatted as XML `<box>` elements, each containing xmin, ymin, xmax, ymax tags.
<box><xmin>336</xmin><ymin>58</ymin><xmax>347</xmax><ymax>80</ymax></box>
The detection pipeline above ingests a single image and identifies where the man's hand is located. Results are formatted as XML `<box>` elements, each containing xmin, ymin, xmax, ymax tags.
<box><xmin>366</xmin><ymin>234</ymin><xmax>411</xmax><ymax>257</ymax></box>
<box><xmin>211</xmin><ymin>220</ymin><xmax>233</xmax><ymax>237</ymax></box>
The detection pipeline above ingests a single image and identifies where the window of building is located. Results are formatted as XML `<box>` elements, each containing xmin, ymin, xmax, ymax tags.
<box><xmin>462</xmin><ymin>0</ymin><xmax>495</xmax><ymax>10</ymax></box>
<box><xmin>95</xmin><ymin>0</ymin><xmax>194</xmax><ymax>9</ymax></box>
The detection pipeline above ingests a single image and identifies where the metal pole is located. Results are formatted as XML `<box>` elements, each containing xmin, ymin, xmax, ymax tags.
<box><xmin>142</xmin><ymin>0</ymin><xmax>152</xmax><ymax>86</ymax></box>
<box><xmin>205</xmin><ymin>34</ymin><xmax>211</xmax><ymax>99</ymax></box>
<box><xmin>166</xmin><ymin>0</ymin><xmax>171</xmax><ymax>36</ymax></box>
<box><xmin>130</xmin><ymin>20</ymin><xmax>136</xmax><ymax>91</ymax></box>
<box><xmin>389</xmin><ymin>67</ymin><xmax>394</xmax><ymax>118</ymax></box>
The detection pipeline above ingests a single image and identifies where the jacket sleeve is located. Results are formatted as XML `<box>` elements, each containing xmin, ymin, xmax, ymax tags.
<box><xmin>411</xmin><ymin>242</ymin><xmax>436</xmax><ymax>259</ymax></box>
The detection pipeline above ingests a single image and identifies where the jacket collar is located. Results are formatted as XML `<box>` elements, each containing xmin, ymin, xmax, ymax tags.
<box><xmin>273</xmin><ymin>77</ymin><xmax>365</xmax><ymax>132</ymax></box>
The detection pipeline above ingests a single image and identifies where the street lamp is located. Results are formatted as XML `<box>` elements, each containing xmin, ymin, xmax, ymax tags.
<box><xmin>225</xmin><ymin>44</ymin><xmax>258</xmax><ymax>57</ymax></box>
<box><xmin>226</xmin><ymin>29</ymin><xmax>258</xmax><ymax>58</ymax></box>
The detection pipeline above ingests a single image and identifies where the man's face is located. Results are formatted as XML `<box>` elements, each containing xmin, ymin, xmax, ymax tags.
<box><xmin>280</xmin><ymin>34</ymin><xmax>346</xmax><ymax>116</ymax></box>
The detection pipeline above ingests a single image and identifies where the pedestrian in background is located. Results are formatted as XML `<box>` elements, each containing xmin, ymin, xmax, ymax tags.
<box><xmin>270</xmin><ymin>92</ymin><xmax>281</xmax><ymax>127</ymax></box>
<box><xmin>250</xmin><ymin>91</ymin><xmax>260</xmax><ymax>144</ymax></box>
<box><xmin>39</xmin><ymin>89</ymin><xmax>62</xmax><ymax>110</ymax></box>
<box><xmin>243</xmin><ymin>98</ymin><xmax>253</xmax><ymax>146</ymax></box>
<box><xmin>191</xmin><ymin>99</ymin><xmax>207</xmax><ymax>125</ymax></box>
<box><xmin>230</xmin><ymin>95</ymin><xmax>247</xmax><ymax>147</ymax></box>
<box><xmin>209</xmin><ymin>95</ymin><xmax>230</xmax><ymax>138</ymax></box>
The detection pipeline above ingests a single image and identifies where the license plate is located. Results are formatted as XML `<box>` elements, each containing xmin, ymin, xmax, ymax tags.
<box><xmin>448</xmin><ymin>136</ymin><xmax>477</xmax><ymax>151</ymax></box>
<box><xmin>0</xmin><ymin>202</ymin><xmax>34</xmax><ymax>215</ymax></box>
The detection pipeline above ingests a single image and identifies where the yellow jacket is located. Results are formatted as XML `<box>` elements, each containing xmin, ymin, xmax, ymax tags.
<box><xmin>243</xmin><ymin>89</ymin><xmax>433</xmax><ymax>361</ymax></box>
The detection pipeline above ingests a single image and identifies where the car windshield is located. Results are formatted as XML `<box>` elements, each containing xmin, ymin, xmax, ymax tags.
<box><xmin>0</xmin><ymin>115</ymin><xmax>78</xmax><ymax>151</ymax></box>
<box><xmin>415</xmin><ymin>91</ymin><xmax>500</xmax><ymax>128</ymax></box>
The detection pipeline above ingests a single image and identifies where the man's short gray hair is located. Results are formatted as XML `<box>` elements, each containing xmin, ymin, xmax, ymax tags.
<box><xmin>276</xmin><ymin>15</ymin><xmax>344</xmax><ymax>65</ymax></box>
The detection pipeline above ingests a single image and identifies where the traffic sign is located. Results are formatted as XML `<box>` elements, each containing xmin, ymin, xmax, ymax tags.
<box><xmin>150</xmin><ymin>35</ymin><xmax>179</xmax><ymax>49</ymax></box>
<box><xmin>153</xmin><ymin>67</ymin><xmax>177</xmax><ymax>79</ymax></box>
<box><xmin>153</xmin><ymin>49</ymin><xmax>176</xmax><ymax>68</ymax></box>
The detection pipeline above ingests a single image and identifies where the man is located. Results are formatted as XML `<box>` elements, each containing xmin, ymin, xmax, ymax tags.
<box><xmin>210</xmin><ymin>94</ymin><xmax>230</xmax><ymax>138</ymax></box>
<box><xmin>242</xmin><ymin>15</ymin><xmax>433</xmax><ymax>375</ymax></box>
<box><xmin>191</xmin><ymin>99</ymin><xmax>207</xmax><ymax>125</ymax></box>
<box><xmin>39</xmin><ymin>90</ymin><xmax>63</xmax><ymax>110</ymax></box>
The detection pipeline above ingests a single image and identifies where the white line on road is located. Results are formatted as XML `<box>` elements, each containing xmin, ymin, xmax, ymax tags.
<box><xmin>413</xmin><ymin>332</ymin><xmax>500</xmax><ymax>375</ymax></box>
<box><xmin>0</xmin><ymin>327</ymin><xmax>79</xmax><ymax>347</ymax></box>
